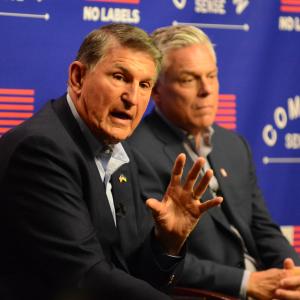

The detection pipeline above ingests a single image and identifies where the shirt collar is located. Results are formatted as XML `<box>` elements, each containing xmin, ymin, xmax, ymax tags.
<box><xmin>155</xmin><ymin>106</ymin><xmax>214</xmax><ymax>156</ymax></box>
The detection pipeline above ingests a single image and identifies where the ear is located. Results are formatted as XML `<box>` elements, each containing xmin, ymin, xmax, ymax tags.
<box><xmin>68</xmin><ymin>61</ymin><xmax>87</xmax><ymax>96</ymax></box>
<box><xmin>151</xmin><ymin>81</ymin><xmax>161</xmax><ymax>106</ymax></box>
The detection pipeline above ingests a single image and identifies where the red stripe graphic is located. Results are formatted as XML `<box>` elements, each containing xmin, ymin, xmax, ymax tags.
<box><xmin>0</xmin><ymin>112</ymin><xmax>33</xmax><ymax>118</ymax></box>
<box><xmin>218</xmin><ymin>124</ymin><xmax>236</xmax><ymax>130</ymax></box>
<box><xmin>0</xmin><ymin>120</ymin><xmax>24</xmax><ymax>126</ymax></box>
<box><xmin>0</xmin><ymin>128</ymin><xmax>11</xmax><ymax>134</ymax></box>
<box><xmin>215</xmin><ymin>116</ymin><xmax>236</xmax><ymax>122</ymax></box>
<box><xmin>293</xmin><ymin>226</ymin><xmax>300</xmax><ymax>253</ymax></box>
<box><xmin>281</xmin><ymin>5</ymin><xmax>300</xmax><ymax>12</ymax></box>
<box><xmin>281</xmin><ymin>0</ymin><xmax>300</xmax><ymax>5</ymax></box>
<box><xmin>216</xmin><ymin>94</ymin><xmax>237</xmax><ymax>130</ymax></box>
<box><xmin>0</xmin><ymin>89</ymin><xmax>34</xmax><ymax>95</ymax></box>
<box><xmin>0</xmin><ymin>97</ymin><xmax>34</xmax><ymax>103</ymax></box>
<box><xmin>218</xmin><ymin>102</ymin><xmax>236</xmax><ymax>108</ymax></box>
<box><xmin>85</xmin><ymin>0</ymin><xmax>140</xmax><ymax>3</ymax></box>
<box><xmin>0</xmin><ymin>104</ymin><xmax>34</xmax><ymax>111</ymax></box>
<box><xmin>0</xmin><ymin>88</ymin><xmax>35</xmax><ymax>137</ymax></box>
<box><xmin>217</xmin><ymin>109</ymin><xmax>236</xmax><ymax>115</ymax></box>
<box><xmin>218</xmin><ymin>94</ymin><xmax>236</xmax><ymax>101</ymax></box>
<box><xmin>280</xmin><ymin>0</ymin><xmax>300</xmax><ymax>13</ymax></box>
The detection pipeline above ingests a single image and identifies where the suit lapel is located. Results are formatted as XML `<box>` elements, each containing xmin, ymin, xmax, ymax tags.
<box><xmin>51</xmin><ymin>96</ymin><xmax>120</xmax><ymax>256</ymax></box>
<box><xmin>148</xmin><ymin>111</ymin><xmax>195</xmax><ymax>180</ymax></box>
<box><xmin>209</xmin><ymin>126</ymin><xmax>260</xmax><ymax>257</ymax></box>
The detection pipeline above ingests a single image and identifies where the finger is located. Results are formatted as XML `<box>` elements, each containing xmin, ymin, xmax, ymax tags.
<box><xmin>197</xmin><ymin>197</ymin><xmax>223</xmax><ymax>214</ymax></box>
<box><xmin>146</xmin><ymin>198</ymin><xmax>162</xmax><ymax>218</ymax></box>
<box><xmin>169</xmin><ymin>153</ymin><xmax>186</xmax><ymax>187</ymax></box>
<box><xmin>183</xmin><ymin>157</ymin><xmax>205</xmax><ymax>192</ymax></box>
<box><xmin>281</xmin><ymin>276</ymin><xmax>300</xmax><ymax>288</ymax></box>
<box><xmin>275</xmin><ymin>288</ymin><xmax>300</xmax><ymax>300</ymax></box>
<box><xmin>193</xmin><ymin>169</ymin><xmax>214</xmax><ymax>199</ymax></box>
<box><xmin>284</xmin><ymin>258</ymin><xmax>296</xmax><ymax>270</ymax></box>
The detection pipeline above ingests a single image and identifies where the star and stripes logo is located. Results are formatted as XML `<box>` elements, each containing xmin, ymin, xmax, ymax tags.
<box><xmin>0</xmin><ymin>88</ymin><xmax>35</xmax><ymax>137</ymax></box>
<box><xmin>281</xmin><ymin>225</ymin><xmax>300</xmax><ymax>254</ymax></box>
<box><xmin>216</xmin><ymin>94</ymin><xmax>237</xmax><ymax>130</ymax></box>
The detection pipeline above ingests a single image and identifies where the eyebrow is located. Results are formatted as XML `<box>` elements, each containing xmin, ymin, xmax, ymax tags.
<box><xmin>179</xmin><ymin>68</ymin><xmax>218</xmax><ymax>76</ymax></box>
<box><xmin>114</xmin><ymin>64</ymin><xmax>156</xmax><ymax>84</ymax></box>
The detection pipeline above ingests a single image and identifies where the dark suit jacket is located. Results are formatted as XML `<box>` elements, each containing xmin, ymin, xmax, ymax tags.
<box><xmin>0</xmin><ymin>97</ymin><xmax>182</xmax><ymax>300</ymax></box>
<box><xmin>128</xmin><ymin>110</ymin><xmax>300</xmax><ymax>297</ymax></box>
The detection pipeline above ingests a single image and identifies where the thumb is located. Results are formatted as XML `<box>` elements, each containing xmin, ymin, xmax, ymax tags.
<box><xmin>284</xmin><ymin>258</ymin><xmax>295</xmax><ymax>270</ymax></box>
<box><xmin>146</xmin><ymin>198</ymin><xmax>162</xmax><ymax>217</ymax></box>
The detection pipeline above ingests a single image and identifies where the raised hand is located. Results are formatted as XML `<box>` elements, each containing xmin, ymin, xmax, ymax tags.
<box><xmin>146</xmin><ymin>153</ymin><xmax>223</xmax><ymax>255</ymax></box>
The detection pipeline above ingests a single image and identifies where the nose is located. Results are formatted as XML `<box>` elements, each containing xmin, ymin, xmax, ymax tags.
<box><xmin>121</xmin><ymin>84</ymin><xmax>139</xmax><ymax>106</ymax></box>
<box><xmin>197</xmin><ymin>78</ymin><xmax>212</xmax><ymax>97</ymax></box>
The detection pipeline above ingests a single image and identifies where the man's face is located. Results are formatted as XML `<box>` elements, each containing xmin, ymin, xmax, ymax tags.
<box><xmin>71</xmin><ymin>45</ymin><xmax>156</xmax><ymax>144</ymax></box>
<box><xmin>153</xmin><ymin>44</ymin><xmax>219</xmax><ymax>134</ymax></box>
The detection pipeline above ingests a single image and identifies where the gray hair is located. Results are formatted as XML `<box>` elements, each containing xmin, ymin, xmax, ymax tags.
<box><xmin>76</xmin><ymin>23</ymin><xmax>162</xmax><ymax>75</ymax></box>
<box><xmin>151</xmin><ymin>25</ymin><xmax>216</xmax><ymax>72</ymax></box>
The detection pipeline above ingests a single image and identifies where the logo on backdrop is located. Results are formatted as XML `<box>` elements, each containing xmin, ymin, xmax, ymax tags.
<box><xmin>173</xmin><ymin>0</ymin><xmax>250</xmax><ymax>32</ymax></box>
<box><xmin>82</xmin><ymin>0</ymin><xmax>140</xmax><ymax>24</ymax></box>
<box><xmin>262</xmin><ymin>95</ymin><xmax>300</xmax><ymax>164</ymax></box>
<box><xmin>0</xmin><ymin>0</ymin><xmax>49</xmax><ymax>21</ymax></box>
<box><xmin>193</xmin><ymin>0</ymin><xmax>249</xmax><ymax>15</ymax></box>
<box><xmin>278</xmin><ymin>0</ymin><xmax>300</xmax><ymax>32</ymax></box>
<box><xmin>232</xmin><ymin>0</ymin><xmax>249</xmax><ymax>15</ymax></box>
<box><xmin>0</xmin><ymin>88</ymin><xmax>35</xmax><ymax>138</ymax></box>
<box><xmin>172</xmin><ymin>0</ymin><xmax>187</xmax><ymax>10</ymax></box>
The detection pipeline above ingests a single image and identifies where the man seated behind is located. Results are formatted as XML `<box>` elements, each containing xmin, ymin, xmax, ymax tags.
<box><xmin>128</xmin><ymin>25</ymin><xmax>300</xmax><ymax>300</ymax></box>
<box><xmin>0</xmin><ymin>24</ymin><xmax>222</xmax><ymax>300</ymax></box>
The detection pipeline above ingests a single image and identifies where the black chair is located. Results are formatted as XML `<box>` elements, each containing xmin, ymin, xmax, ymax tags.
<box><xmin>172</xmin><ymin>287</ymin><xmax>238</xmax><ymax>300</ymax></box>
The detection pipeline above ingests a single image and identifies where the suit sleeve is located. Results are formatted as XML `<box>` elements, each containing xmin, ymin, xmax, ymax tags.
<box><xmin>180</xmin><ymin>253</ymin><xmax>244</xmax><ymax>297</ymax></box>
<box><xmin>0</xmin><ymin>135</ymin><xmax>173</xmax><ymax>299</ymax></box>
<box><xmin>239</xmin><ymin>136</ymin><xmax>300</xmax><ymax>267</ymax></box>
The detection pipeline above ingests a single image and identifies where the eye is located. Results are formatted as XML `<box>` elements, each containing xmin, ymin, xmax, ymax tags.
<box><xmin>180</xmin><ymin>77</ymin><xmax>194</xmax><ymax>83</ymax></box>
<box><xmin>208</xmin><ymin>72</ymin><xmax>218</xmax><ymax>79</ymax></box>
<box><xmin>139</xmin><ymin>81</ymin><xmax>151</xmax><ymax>90</ymax></box>
<box><xmin>178</xmin><ymin>76</ymin><xmax>196</xmax><ymax>86</ymax></box>
<box><xmin>113</xmin><ymin>73</ymin><xmax>126</xmax><ymax>82</ymax></box>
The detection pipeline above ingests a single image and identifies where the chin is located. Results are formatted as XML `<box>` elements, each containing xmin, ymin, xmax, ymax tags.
<box><xmin>107</xmin><ymin>133</ymin><xmax>132</xmax><ymax>144</ymax></box>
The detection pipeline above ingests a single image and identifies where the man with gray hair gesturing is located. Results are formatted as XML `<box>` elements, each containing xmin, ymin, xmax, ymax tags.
<box><xmin>129</xmin><ymin>24</ymin><xmax>300</xmax><ymax>300</ymax></box>
<box><xmin>0</xmin><ymin>24</ymin><xmax>222</xmax><ymax>300</ymax></box>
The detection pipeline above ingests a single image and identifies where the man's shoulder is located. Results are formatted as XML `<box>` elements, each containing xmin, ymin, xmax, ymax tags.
<box><xmin>212</xmin><ymin>123</ymin><xmax>247</xmax><ymax>145</ymax></box>
<box><xmin>0</xmin><ymin>96</ymin><xmax>74</xmax><ymax>154</ymax></box>
<box><xmin>129</xmin><ymin>112</ymin><xmax>161</xmax><ymax>145</ymax></box>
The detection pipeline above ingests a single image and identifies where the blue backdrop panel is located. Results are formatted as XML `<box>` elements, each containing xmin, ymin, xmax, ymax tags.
<box><xmin>0</xmin><ymin>0</ymin><xmax>299</xmax><ymax>250</ymax></box>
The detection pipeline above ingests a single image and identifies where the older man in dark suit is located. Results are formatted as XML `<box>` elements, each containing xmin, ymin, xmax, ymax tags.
<box><xmin>0</xmin><ymin>24</ymin><xmax>222</xmax><ymax>300</ymax></box>
<box><xmin>128</xmin><ymin>25</ymin><xmax>300</xmax><ymax>300</ymax></box>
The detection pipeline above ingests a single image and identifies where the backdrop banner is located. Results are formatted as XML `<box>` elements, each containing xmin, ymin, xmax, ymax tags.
<box><xmin>1</xmin><ymin>0</ymin><xmax>299</xmax><ymax>252</ymax></box>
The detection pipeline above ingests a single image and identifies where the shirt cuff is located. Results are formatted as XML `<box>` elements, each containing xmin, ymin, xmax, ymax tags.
<box><xmin>240</xmin><ymin>270</ymin><xmax>251</xmax><ymax>300</ymax></box>
<box><xmin>151</xmin><ymin>230</ymin><xmax>185</xmax><ymax>270</ymax></box>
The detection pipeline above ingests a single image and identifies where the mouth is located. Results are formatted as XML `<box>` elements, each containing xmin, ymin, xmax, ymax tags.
<box><xmin>110</xmin><ymin>110</ymin><xmax>133</xmax><ymax>120</ymax></box>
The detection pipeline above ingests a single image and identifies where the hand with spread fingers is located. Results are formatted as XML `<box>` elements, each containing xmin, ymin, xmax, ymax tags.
<box><xmin>146</xmin><ymin>153</ymin><xmax>223</xmax><ymax>256</ymax></box>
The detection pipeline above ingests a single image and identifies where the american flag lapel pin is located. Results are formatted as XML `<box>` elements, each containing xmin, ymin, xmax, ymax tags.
<box><xmin>119</xmin><ymin>174</ymin><xmax>127</xmax><ymax>183</ymax></box>
<box><xmin>220</xmin><ymin>168</ymin><xmax>228</xmax><ymax>178</ymax></box>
